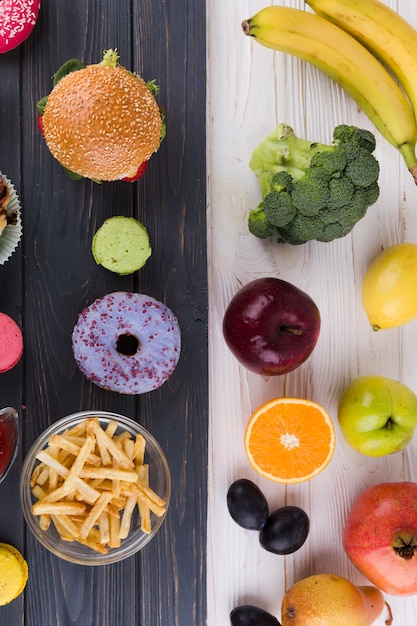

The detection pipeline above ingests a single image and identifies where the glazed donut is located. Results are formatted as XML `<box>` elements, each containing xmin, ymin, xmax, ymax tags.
<box><xmin>0</xmin><ymin>0</ymin><xmax>40</xmax><ymax>54</ymax></box>
<box><xmin>72</xmin><ymin>292</ymin><xmax>181</xmax><ymax>395</ymax></box>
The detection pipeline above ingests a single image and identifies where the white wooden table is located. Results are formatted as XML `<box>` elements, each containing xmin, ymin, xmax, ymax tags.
<box><xmin>207</xmin><ymin>1</ymin><xmax>417</xmax><ymax>624</ymax></box>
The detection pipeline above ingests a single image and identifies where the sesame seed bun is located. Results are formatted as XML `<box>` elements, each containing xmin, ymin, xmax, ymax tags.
<box><xmin>42</xmin><ymin>64</ymin><xmax>162</xmax><ymax>181</ymax></box>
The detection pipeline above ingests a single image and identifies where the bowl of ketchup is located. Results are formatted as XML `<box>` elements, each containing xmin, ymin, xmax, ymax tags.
<box><xmin>0</xmin><ymin>407</ymin><xmax>18</xmax><ymax>484</ymax></box>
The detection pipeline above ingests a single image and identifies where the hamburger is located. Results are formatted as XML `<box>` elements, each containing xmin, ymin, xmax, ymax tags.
<box><xmin>37</xmin><ymin>49</ymin><xmax>165</xmax><ymax>182</ymax></box>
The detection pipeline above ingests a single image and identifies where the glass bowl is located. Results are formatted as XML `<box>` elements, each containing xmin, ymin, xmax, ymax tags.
<box><xmin>20</xmin><ymin>411</ymin><xmax>171</xmax><ymax>565</ymax></box>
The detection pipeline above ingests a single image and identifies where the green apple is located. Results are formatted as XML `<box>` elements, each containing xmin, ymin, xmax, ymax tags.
<box><xmin>338</xmin><ymin>375</ymin><xmax>417</xmax><ymax>456</ymax></box>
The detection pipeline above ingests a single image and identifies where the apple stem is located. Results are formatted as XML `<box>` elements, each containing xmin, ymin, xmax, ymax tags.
<box><xmin>280</xmin><ymin>325</ymin><xmax>303</xmax><ymax>336</ymax></box>
<box><xmin>384</xmin><ymin>600</ymin><xmax>393</xmax><ymax>626</ymax></box>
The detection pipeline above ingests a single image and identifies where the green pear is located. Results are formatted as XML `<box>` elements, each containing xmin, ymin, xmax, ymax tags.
<box><xmin>281</xmin><ymin>574</ymin><xmax>390</xmax><ymax>625</ymax></box>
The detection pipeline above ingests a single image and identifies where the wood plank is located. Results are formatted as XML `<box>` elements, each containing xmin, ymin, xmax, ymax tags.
<box><xmin>207</xmin><ymin>1</ymin><xmax>417</xmax><ymax>624</ymax></box>
<box><xmin>0</xmin><ymin>0</ymin><xmax>206</xmax><ymax>624</ymax></box>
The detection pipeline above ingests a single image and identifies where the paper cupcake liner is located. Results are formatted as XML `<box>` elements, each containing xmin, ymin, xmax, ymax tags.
<box><xmin>0</xmin><ymin>173</ymin><xmax>22</xmax><ymax>265</ymax></box>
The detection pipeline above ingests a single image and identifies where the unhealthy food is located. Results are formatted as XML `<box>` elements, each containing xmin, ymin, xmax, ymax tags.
<box><xmin>71</xmin><ymin>292</ymin><xmax>181</xmax><ymax>394</ymax></box>
<box><xmin>0</xmin><ymin>312</ymin><xmax>23</xmax><ymax>373</ymax></box>
<box><xmin>37</xmin><ymin>49</ymin><xmax>165</xmax><ymax>182</ymax></box>
<box><xmin>0</xmin><ymin>173</ymin><xmax>22</xmax><ymax>264</ymax></box>
<box><xmin>0</xmin><ymin>543</ymin><xmax>28</xmax><ymax>606</ymax></box>
<box><xmin>29</xmin><ymin>417</ymin><xmax>167</xmax><ymax>554</ymax></box>
<box><xmin>0</xmin><ymin>0</ymin><xmax>40</xmax><ymax>54</ymax></box>
<box><xmin>92</xmin><ymin>216</ymin><xmax>152</xmax><ymax>275</ymax></box>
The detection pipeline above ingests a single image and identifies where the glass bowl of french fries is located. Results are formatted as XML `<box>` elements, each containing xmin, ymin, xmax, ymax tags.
<box><xmin>19</xmin><ymin>411</ymin><xmax>171</xmax><ymax>565</ymax></box>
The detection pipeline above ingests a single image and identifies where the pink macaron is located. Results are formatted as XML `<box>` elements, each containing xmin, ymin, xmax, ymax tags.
<box><xmin>0</xmin><ymin>313</ymin><xmax>23</xmax><ymax>373</ymax></box>
<box><xmin>0</xmin><ymin>0</ymin><xmax>40</xmax><ymax>54</ymax></box>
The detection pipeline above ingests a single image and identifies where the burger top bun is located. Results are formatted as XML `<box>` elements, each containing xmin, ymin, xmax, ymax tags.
<box><xmin>42</xmin><ymin>52</ymin><xmax>163</xmax><ymax>181</ymax></box>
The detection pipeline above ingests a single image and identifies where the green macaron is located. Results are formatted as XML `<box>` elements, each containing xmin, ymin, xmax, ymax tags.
<box><xmin>92</xmin><ymin>216</ymin><xmax>152</xmax><ymax>275</ymax></box>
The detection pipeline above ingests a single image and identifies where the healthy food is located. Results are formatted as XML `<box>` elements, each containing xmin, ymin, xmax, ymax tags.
<box><xmin>230</xmin><ymin>605</ymin><xmax>281</xmax><ymax>626</ymax></box>
<box><xmin>241</xmin><ymin>6</ymin><xmax>417</xmax><ymax>182</ymax></box>
<box><xmin>29</xmin><ymin>417</ymin><xmax>167</xmax><ymax>553</ymax></box>
<box><xmin>37</xmin><ymin>49</ymin><xmax>165</xmax><ymax>182</ymax></box>
<box><xmin>0</xmin><ymin>543</ymin><xmax>28</xmax><ymax>606</ymax></box>
<box><xmin>0</xmin><ymin>0</ymin><xmax>40</xmax><ymax>54</ymax></box>
<box><xmin>222</xmin><ymin>277</ymin><xmax>320</xmax><ymax>375</ymax></box>
<box><xmin>306</xmin><ymin>0</ymin><xmax>417</xmax><ymax>124</ymax></box>
<box><xmin>227</xmin><ymin>478</ymin><xmax>269</xmax><ymax>530</ymax></box>
<box><xmin>338</xmin><ymin>375</ymin><xmax>417</xmax><ymax>456</ymax></box>
<box><xmin>362</xmin><ymin>242</ymin><xmax>417</xmax><ymax>330</ymax></box>
<box><xmin>259</xmin><ymin>506</ymin><xmax>309</xmax><ymax>555</ymax></box>
<box><xmin>244</xmin><ymin>397</ymin><xmax>335</xmax><ymax>484</ymax></box>
<box><xmin>343</xmin><ymin>482</ymin><xmax>417</xmax><ymax>596</ymax></box>
<box><xmin>247</xmin><ymin>124</ymin><xmax>379</xmax><ymax>245</ymax></box>
<box><xmin>281</xmin><ymin>573</ymin><xmax>390</xmax><ymax>626</ymax></box>
<box><xmin>92</xmin><ymin>216</ymin><xmax>152</xmax><ymax>275</ymax></box>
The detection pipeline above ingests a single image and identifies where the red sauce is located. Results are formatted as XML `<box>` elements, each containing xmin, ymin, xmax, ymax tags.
<box><xmin>0</xmin><ymin>419</ymin><xmax>14</xmax><ymax>476</ymax></box>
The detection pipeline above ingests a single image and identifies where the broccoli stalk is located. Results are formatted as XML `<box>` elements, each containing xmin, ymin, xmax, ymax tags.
<box><xmin>248</xmin><ymin>124</ymin><xmax>380</xmax><ymax>245</ymax></box>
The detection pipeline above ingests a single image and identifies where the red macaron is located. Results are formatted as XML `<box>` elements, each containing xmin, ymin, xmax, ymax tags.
<box><xmin>0</xmin><ymin>313</ymin><xmax>23</xmax><ymax>373</ymax></box>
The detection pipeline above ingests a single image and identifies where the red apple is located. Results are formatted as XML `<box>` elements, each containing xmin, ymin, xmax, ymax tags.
<box><xmin>222</xmin><ymin>277</ymin><xmax>320</xmax><ymax>375</ymax></box>
<box><xmin>343</xmin><ymin>482</ymin><xmax>417</xmax><ymax>596</ymax></box>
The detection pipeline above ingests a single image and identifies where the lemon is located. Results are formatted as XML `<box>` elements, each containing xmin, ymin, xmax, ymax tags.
<box><xmin>362</xmin><ymin>242</ymin><xmax>417</xmax><ymax>330</ymax></box>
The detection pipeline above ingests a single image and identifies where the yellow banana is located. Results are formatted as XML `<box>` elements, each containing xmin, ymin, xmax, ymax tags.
<box><xmin>306</xmin><ymin>0</ymin><xmax>417</xmax><ymax>118</ymax></box>
<box><xmin>242</xmin><ymin>6</ymin><xmax>417</xmax><ymax>183</ymax></box>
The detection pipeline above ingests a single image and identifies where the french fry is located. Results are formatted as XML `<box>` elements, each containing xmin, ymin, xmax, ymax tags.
<box><xmin>61</xmin><ymin>435</ymin><xmax>96</xmax><ymax>493</ymax></box>
<box><xmin>119</xmin><ymin>494</ymin><xmax>137</xmax><ymax>540</ymax></box>
<box><xmin>108</xmin><ymin>512</ymin><xmax>121</xmax><ymax>548</ymax></box>
<box><xmin>87</xmin><ymin>419</ymin><xmax>134</xmax><ymax>470</ymax></box>
<box><xmin>99</xmin><ymin>511</ymin><xmax>110</xmax><ymax>545</ymax></box>
<box><xmin>79</xmin><ymin>467</ymin><xmax>139</xmax><ymax>482</ymax></box>
<box><xmin>30</xmin><ymin>416</ymin><xmax>167</xmax><ymax>554</ymax></box>
<box><xmin>79</xmin><ymin>491</ymin><xmax>113</xmax><ymax>539</ymax></box>
<box><xmin>136</xmin><ymin>465</ymin><xmax>151</xmax><ymax>534</ymax></box>
<box><xmin>32</xmin><ymin>501</ymin><xmax>87</xmax><ymax>516</ymax></box>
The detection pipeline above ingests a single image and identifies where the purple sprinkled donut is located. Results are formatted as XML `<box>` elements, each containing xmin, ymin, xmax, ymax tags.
<box><xmin>71</xmin><ymin>292</ymin><xmax>181</xmax><ymax>395</ymax></box>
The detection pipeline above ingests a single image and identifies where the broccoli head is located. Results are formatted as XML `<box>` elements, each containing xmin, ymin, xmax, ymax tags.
<box><xmin>248</xmin><ymin>123</ymin><xmax>380</xmax><ymax>245</ymax></box>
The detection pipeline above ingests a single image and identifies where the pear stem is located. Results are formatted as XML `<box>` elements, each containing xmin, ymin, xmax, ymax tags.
<box><xmin>384</xmin><ymin>600</ymin><xmax>393</xmax><ymax>626</ymax></box>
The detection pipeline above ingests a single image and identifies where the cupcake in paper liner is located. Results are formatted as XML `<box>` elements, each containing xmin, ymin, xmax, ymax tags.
<box><xmin>0</xmin><ymin>173</ymin><xmax>22</xmax><ymax>265</ymax></box>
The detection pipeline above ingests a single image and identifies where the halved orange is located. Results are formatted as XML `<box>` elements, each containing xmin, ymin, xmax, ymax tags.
<box><xmin>244</xmin><ymin>397</ymin><xmax>336</xmax><ymax>484</ymax></box>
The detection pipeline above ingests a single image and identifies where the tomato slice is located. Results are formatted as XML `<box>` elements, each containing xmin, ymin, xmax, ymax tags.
<box><xmin>37</xmin><ymin>114</ymin><xmax>45</xmax><ymax>137</ymax></box>
<box><xmin>122</xmin><ymin>160</ymin><xmax>149</xmax><ymax>182</ymax></box>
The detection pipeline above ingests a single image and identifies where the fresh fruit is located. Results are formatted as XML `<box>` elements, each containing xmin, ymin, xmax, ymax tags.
<box><xmin>362</xmin><ymin>242</ymin><xmax>417</xmax><ymax>330</ymax></box>
<box><xmin>343</xmin><ymin>482</ymin><xmax>417</xmax><ymax>596</ymax></box>
<box><xmin>227</xmin><ymin>479</ymin><xmax>269</xmax><ymax>530</ymax></box>
<box><xmin>222</xmin><ymin>277</ymin><xmax>321</xmax><ymax>376</ymax></box>
<box><xmin>259</xmin><ymin>506</ymin><xmax>309</xmax><ymax>555</ymax></box>
<box><xmin>241</xmin><ymin>6</ymin><xmax>417</xmax><ymax>182</ymax></box>
<box><xmin>338</xmin><ymin>375</ymin><xmax>417</xmax><ymax>456</ymax></box>
<box><xmin>244</xmin><ymin>397</ymin><xmax>335</xmax><ymax>483</ymax></box>
<box><xmin>281</xmin><ymin>573</ymin><xmax>388</xmax><ymax>626</ymax></box>
<box><xmin>306</xmin><ymin>0</ymin><xmax>417</xmax><ymax>125</ymax></box>
<box><xmin>230</xmin><ymin>605</ymin><xmax>281</xmax><ymax>626</ymax></box>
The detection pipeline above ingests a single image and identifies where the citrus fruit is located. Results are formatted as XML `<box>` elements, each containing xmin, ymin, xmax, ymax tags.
<box><xmin>244</xmin><ymin>397</ymin><xmax>335</xmax><ymax>483</ymax></box>
<box><xmin>362</xmin><ymin>242</ymin><xmax>417</xmax><ymax>331</ymax></box>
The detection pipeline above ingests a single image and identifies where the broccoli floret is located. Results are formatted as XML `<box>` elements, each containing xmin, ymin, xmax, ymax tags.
<box><xmin>248</xmin><ymin>123</ymin><xmax>380</xmax><ymax>245</ymax></box>
<box><xmin>311</xmin><ymin>149</ymin><xmax>347</xmax><ymax>175</ymax></box>
<box><xmin>292</xmin><ymin>168</ymin><xmax>331</xmax><ymax>215</ymax></box>
<box><xmin>248</xmin><ymin>205</ymin><xmax>282</xmax><ymax>239</ymax></box>
<box><xmin>345</xmin><ymin>149</ymin><xmax>380</xmax><ymax>188</ymax></box>
<box><xmin>327</xmin><ymin>176</ymin><xmax>354</xmax><ymax>210</ymax></box>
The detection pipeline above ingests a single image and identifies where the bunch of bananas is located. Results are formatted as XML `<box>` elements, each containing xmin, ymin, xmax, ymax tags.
<box><xmin>241</xmin><ymin>1</ymin><xmax>417</xmax><ymax>184</ymax></box>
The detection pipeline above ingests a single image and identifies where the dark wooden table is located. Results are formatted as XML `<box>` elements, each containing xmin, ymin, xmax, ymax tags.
<box><xmin>0</xmin><ymin>2</ymin><xmax>207</xmax><ymax>624</ymax></box>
